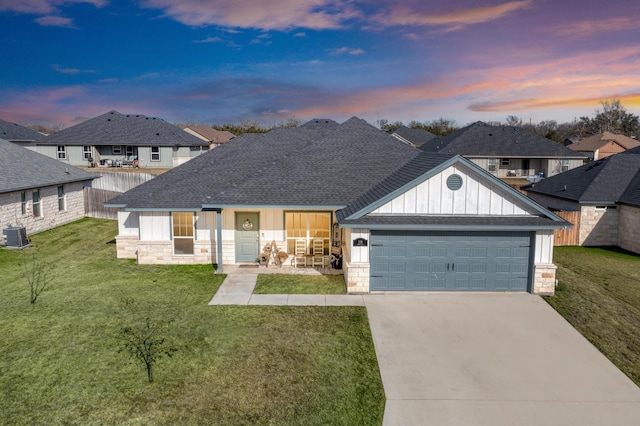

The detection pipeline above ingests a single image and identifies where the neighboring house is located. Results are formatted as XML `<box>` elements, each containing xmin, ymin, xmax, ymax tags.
<box><xmin>183</xmin><ymin>125</ymin><xmax>235</xmax><ymax>149</ymax></box>
<box><xmin>391</xmin><ymin>126</ymin><xmax>437</xmax><ymax>147</ymax></box>
<box><xmin>525</xmin><ymin>147</ymin><xmax>640</xmax><ymax>253</ymax></box>
<box><xmin>566</xmin><ymin>131</ymin><xmax>640</xmax><ymax>160</ymax></box>
<box><xmin>36</xmin><ymin>111</ymin><xmax>209</xmax><ymax>169</ymax></box>
<box><xmin>0</xmin><ymin>118</ymin><xmax>46</xmax><ymax>146</ymax></box>
<box><xmin>420</xmin><ymin>122</ymin><xmax>586</xmax><ymax>178</ymax></box>
<box><xmin>106</xmin><ymin>117</ymin><xmax>567</xmax><ymax>295</ymax></box>
<box><xmin>0</xmin><ymin>138</ymin><xmax>98</xmax><ymax>245</ymax></box>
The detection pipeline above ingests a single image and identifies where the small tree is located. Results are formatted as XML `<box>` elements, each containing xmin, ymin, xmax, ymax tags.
<box><xmin>118</xmin><ymin>298</ymin><xmax>177</xmax><ymax>383</ymax></box>
<box><xmin>21</xmin><ymin>247</ymin><xmax>51</xmax><ymax>304</ymax></box>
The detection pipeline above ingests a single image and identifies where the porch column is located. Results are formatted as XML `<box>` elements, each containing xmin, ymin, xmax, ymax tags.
<box><xmin>216</xmin><ymin>209</ymin><xmax>223</xmax><ymax>273</ymax></box>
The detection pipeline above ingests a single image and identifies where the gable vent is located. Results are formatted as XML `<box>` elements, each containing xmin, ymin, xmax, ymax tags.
<box><xmin>447</xmin><ymin>174</ymin><xmax>463</xmax><ymax>191</ymax></box>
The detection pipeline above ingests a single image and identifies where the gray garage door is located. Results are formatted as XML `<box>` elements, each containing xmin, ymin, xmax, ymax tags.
<box><xmin>370</xmin><ymin>231</ymin><xmax>531</xmax><ymax>291</ymax></box>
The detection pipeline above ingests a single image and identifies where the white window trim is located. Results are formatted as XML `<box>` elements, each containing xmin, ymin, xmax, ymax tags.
<box><xmin>32</xmin><ymin>189</ymin><xmax>42</xmax><ymax>218</ymax></box>
<box><xmin>112</xmin><ymin>145</ymin><xmax>122</xmax><ymax>155</ymax></box>
<box><xmin>57</xmin><ymin>185</ymin><xmax>66</xmax><ymax>211</ymax></box>
<box><xmin>151</xmin><ymin>146</ymin><xmax>161</xmax><ymax>162</ymax></box>
<box><xmin>57</xmin><ymin>146</ymin><xmax>66</xmax><ymax>159</ymax></box>
<box><xmin>172</xmin><ymin>212</ymin><xmax>195</xmax><ymax>255</ymax></box>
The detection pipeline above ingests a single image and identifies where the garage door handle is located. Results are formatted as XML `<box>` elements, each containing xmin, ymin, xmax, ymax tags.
<box><xmin>452</xmin><ymin>263</ymin><xmax>455</xmax><ymax>271</ymax></box>
<box><xmin>447</xmin><ymin>263</ymin><xmax>449</xmax><ymax>271</ymax></box>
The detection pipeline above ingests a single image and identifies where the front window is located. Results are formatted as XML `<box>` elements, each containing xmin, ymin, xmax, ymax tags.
<box><xmin>151</xmin><ymin>146</ymin><xmax>160</xmax><ymax>161</ymax></box>
<box><xmin>57</xmin><ymin>185</ymin><xmax>66</xmax><ymax>211</ymax></box>
<box><xmin>112</xmin><ymin>145</ymin><xmax>122</xmax><ymax>155</ymax></box>
<box><xmin>561</xmin><ymin>159</ymin><xmax>570</xmax><ymax>172</ymax></box>
<box><xmin>32</xmin><ymin>189</ymin><xmax>41</xmax><ymax>217</ymax></box>
<box><xmin>172</xmin><ymin>212</ymin><xmax>194</xmax><ymax>255</ymax></box>
<box><xmin>83</xmin><ymin>146</ymin><xmax>92</xmax><ymax>159</ymax></box>
<box><xmin>501</xmin><ymin>158</ymin><xmax>510</xmax><ymax>166</ymax></box>
<box><xmin>285</xmin><ymin>212</ymin><xmax>331</xmax><ymax>255</ymax></box>
<box><xmin>488</xmin><ymin>158</ymin><xmax>497</xmax><ymax>172</ymax></box>
<box><xmin>57</xmin><ymin>146</ymin><xmax>66</xmax><ymax>159</ymax></box>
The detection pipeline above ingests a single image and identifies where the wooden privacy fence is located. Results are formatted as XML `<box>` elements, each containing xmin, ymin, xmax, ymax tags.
<box><xmin>84</xmin><ymin>188</ymin><xmax>121</xmax><ymax>219</ymax></box>
<box><xmin>554</xmin><ymin>210</ymin><xmax>580</xmax><ymax>246</ymax></box>
<box><xmin>84</xmin><ymin>172</ymin><xmax>156</xmax><ymax>220</ymax></box>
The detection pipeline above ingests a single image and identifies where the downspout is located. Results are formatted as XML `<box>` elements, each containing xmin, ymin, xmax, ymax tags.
<box><xmin>216</xmin><ymin>209</ymin><xmax>223</xmax><ymax>273</ymax></box>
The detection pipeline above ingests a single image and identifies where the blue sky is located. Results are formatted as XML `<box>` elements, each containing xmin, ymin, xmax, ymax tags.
<box><xmin>0</xmin><ymin>0</ymin><xmax>639</xmax><ymax>128</ymax></box>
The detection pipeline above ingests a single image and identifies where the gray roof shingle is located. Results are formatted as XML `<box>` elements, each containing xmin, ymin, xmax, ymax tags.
<box><xmin>525</xmin><ymin>151</ymin><xmax>640</xmax><ymax>204</ymax></box>
<box><xmin>106</xmin><ymin>117</ymin><xmax>420</xmax><ymax>209</ymax></box>
<box><xmin>420</xmin><ymin>121</ymin><xmax>585</xmax><ymax>158</ymax></box>
<box><xmin>40</xmin><ymin>110</ymin><xmax>207</xmax><ymax>147</ymax></box>
<box><xmin>0</xmin><ymin>138</ymin><xmax>98</xmax><ymax>193</ymax></box>
<box><xmin>392</xmin><ymin>126</ymin><xmax>437</xmax><ymax>147</ymax></box>
<box><xmin>0</xmin><ymin>119</ymin><xmax>46</xmax><ymax>142</ymax></box>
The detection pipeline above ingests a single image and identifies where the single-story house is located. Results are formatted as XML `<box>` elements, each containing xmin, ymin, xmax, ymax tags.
<box><xmin>183</xmin><ymin>125</ymin><xmax>235</xmax><ymax>149</ymax></box>
<box><xmin>106</xmin><ymin>118</ymin><xmax>568</xmax><ymax>295</ymax></box>
<box><xmin>566</xmin><ymin>131</ymin><xmax>640</xmax><ymax>160</ymax></box>
<box><xmin>35</xmin><ymin>111</ymin><xmax>209</xmax><ymax>168</ymax></box>
<box><xmin>0</xmin><ymin>138</ymin><xmax>98</xmax><ymax>246</ymax></box>
<box><xmin>0</xmin><ymin>118</ymin><xmax>46</xmax><ymax>146</ymax></box>
<box><xmin>420</xmin><ymin>122</ymin><xmax>586</xmax><ymax>178</ymax></box>
<box><xmin>525</xmin><ymin>147</ymin><xmax>640</xmax><ymax>253</ymax></box>
<box><xmin>390</xmin><ymin>126</ymin><xmax>437</xmax><ymax>147</ymax></box>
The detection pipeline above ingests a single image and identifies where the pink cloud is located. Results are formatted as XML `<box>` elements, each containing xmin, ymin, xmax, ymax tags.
<box><xmin>140</xmin><ymin>0</ymin><xmax>361</xmax><ymax>30</ymax></box>
<box><xmin>52</xmin><ymin>64</ymin><xmax>95</xmax><ymax>74</ymax></box>
<box><xmin>554</xmin><ymin>16</ymin><xmax>637</xmax><ymax>37</ymax></box>
<box><xmin>0</xmin><ymin>0</ymin><xmax>106</xmax><ymax>15</ymax></box>
<box><xmin>330</xmin><ymin>46</ymin><xmax>365</xmax><ymax>55</ymax></box>
<box><xmin>373</xmin><ymin>1</ymin><xmax>533</xmax><ymax>29</ymax></box>
<box><xmin>35</xmin><ymin>15</ymin><xmax>75</xmax><ymax>27</ymax></box>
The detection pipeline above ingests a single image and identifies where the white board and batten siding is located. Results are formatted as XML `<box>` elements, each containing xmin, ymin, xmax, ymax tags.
<box><xmin>373</xmin><ymin>164</ymin><xmax>539</xmax><ymax>216</ymax></box>
<box><xmin>139</xmin><ymin>211</ymin><xmax>171</xmax><ymax>240</ymax></box>
<box><xmin>534</xmin><ymin>230</ymin><xmax>554</xmax><ymax>264</ymax></box>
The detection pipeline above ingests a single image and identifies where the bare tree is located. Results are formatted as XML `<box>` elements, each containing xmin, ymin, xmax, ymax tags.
<box><xmin>118</xmin><ymin>298</ymin><xmax>177</xmax><ymax>383</ymax></box>
<box><xmin>505</xmin><ymin>115</ymin><xmax>523</xmax><ymax>127</ymax></box>
<box><xmin>21</xmin><ymin>246</ymin><xmax>52</xmax><ymax>304</ymax></box>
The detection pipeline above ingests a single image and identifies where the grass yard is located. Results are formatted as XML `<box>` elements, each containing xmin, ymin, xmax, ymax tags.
<box><xmin>0</xmin><ymin>218</ymin><xmax>384</xmax><ymax>425</ymax></box>
<box><xmin>546</xmin><ymin>246</ymin><xmax>640</xmax><ymax>386</ymax></box>
<box><xmin>254</xmin><ymin>274</ymin><xmax>347</xmax><ymax>294</ymax></box>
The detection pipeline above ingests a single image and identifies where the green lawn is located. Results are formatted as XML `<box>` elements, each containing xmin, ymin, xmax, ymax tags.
<box><xmin>546</xmin><ymin>246</ymin><xmax>640</xmax><ymax>386</ymax></box>
<box><xmin>0</xmin><ymin>218</ymin><xmax>384</xmax><ymax>425</ymax></box>
<box><xmin>254</xmin><ymin>274</ymin><xmax>347</xmax><ymax>294</ymax></box>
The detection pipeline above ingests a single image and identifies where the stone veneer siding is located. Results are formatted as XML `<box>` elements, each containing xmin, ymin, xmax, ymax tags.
<box><xmin>1</xmin><ymin>182</ymin><xmax>87</xmax><ymax>245</ymax></box>
<box><xmin>580</xmin><ymin>206</ymin><xmax>619</xmax><ymax>246</ymax></box>
<box><xmin>533</xmin><ymin>264</ymin><xmax>557</xmax><ymax>296</ymax></box>
<box><xmin>618</xmin><ymin>205</ymin><xmax>640</xmax><ymax>255</ymax></box>
<box><xmin>116</xmin><ymin>237</ymin><xmax>216</xmax><ymax>264</ymax></box>
<box><xmin>344</xmin><ymin>262</ymin><xmax>370</xmax><ymax>294</ymax></box>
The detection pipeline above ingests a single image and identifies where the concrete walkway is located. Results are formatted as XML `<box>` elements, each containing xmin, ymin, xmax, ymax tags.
<box><xmin>208</xmin><ymin>273</ymin><xmax>364</xmax><ymax>306</ymax></box>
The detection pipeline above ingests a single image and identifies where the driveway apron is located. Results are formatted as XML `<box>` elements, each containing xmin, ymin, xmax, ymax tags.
<box><xmin>364</xmin><ymin>293</ymin><xmax>640</xmax><ymax>426</ymax></box>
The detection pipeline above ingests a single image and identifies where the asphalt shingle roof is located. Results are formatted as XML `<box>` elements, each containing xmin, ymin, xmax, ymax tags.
<box><xmin>391</xmin><ymin>126</ymin><xmax>437</xmax><ymax>147</ymax></box>
<box><xmin>420</xmin><ymin>121</ymin><xmax>585</xmax><ymax>158</ymax></box>
<box><xmin>0</xmin><ymin>138</ymin><xmax>98</xmax><ymax>194</ymax></box>
<box><xmin>525</xmin><ymin>151</ymin><xmax>640</xmax><ymax>204</ymax></box>
<box><xmin>0</xmin><ymin>119</ymin><xmax>45</xmax><ymax>142</ymax></box>
<box><xmin>41</xmin><ymin>110</ymin><xmax>207</xmax><ymax>147</ymax></box>
<box><xmin>185</xmin><ymin>125</ymin><xmax>235</xmax><ymax>143</ymax></box>
<box><xmin>568</xmin><ymin>132</ymin><xmax>640</xmax><ymax>152</ymax></box>
<box><xmin>106</xmin><ymin>117</ymin><xmax>420</xmax><ymax>209</ymax></box>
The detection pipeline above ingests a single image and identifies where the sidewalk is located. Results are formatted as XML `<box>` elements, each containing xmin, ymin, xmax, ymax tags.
<box><xmin>208</xmin><ymin>273</ymin><xmax>364</xmax><ymax>306</ymax></box>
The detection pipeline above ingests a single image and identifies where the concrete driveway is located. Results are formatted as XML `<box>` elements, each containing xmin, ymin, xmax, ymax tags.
<box><xmin>364</xmin><ymin>293</ymin><xmax>640</xmax><ymax>426</ymax></box>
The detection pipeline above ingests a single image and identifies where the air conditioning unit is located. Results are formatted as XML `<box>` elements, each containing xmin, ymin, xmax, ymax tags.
<box><xmin>3</xmin><ymin>226</ymin><xmax>30</xmax><ymax>249</ymax></box>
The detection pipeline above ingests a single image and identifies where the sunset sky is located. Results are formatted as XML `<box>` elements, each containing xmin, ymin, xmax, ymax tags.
<box><xmin>0</xmin><ymin>0</ymin><xmax>639</xmax><ymax>128</ymax></box>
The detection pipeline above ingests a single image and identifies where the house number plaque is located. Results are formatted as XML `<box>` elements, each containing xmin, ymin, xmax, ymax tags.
<box><xmin>353</xmin><ymin>238</ymin><xmax>368</xmax><ymax>247</ymax></box>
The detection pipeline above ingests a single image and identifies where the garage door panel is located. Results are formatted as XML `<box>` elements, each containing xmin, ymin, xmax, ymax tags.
<box><xmin>370</xmin><ymin>231</ymin><xmax>531</xmax><ymax>292</ymax></box>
